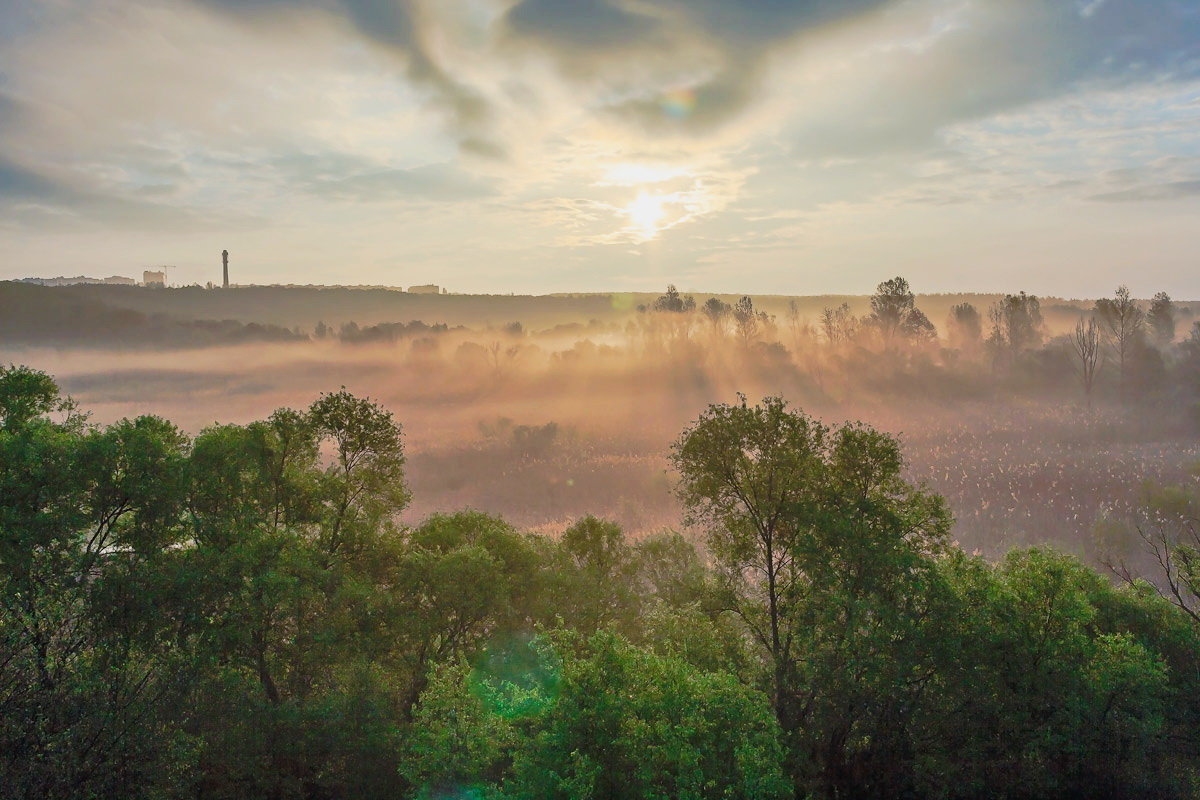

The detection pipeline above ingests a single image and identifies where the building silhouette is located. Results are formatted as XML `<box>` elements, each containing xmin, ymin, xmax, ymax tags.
<box><xmin>19</xmin><ymin>275</ymin><xmax>135</xmax><ymax>286</ymax></box>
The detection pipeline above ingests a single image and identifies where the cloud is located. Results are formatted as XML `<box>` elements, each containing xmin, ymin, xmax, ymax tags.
<box><xmin>503</xmin><ymin>0</ymin><xmax>892</xmax><ymax>51</ymax></box>
<box><xmin>0</xmin><ymin>152</ymin><xmax>246</xmax><ymax>232</ymax></box>
<box><xmin>506</xmin><ymin>0</ymin><xmax>662</xmax><ymax>51</ymax></box>
<box><xmin>501</xmin><ymin>0</ymin><xmax>895</xmax><ymax>133</ymax></box>
<box><xmin>774</xmin><ymin>0</ymin><xmax>1200</xmax><ymax>160</ymax></box>
<box><xmin>2</xmin><ymin>0</ymin><xmax>1199</xmax><ymax>293</ymax></box>
<box><xmin>1088</xmin><ymin>180</ymin><xmax>1200</xmax><ymax>203</ymax></box>
<box><xmin>301</xmin><ymin>161</ymin><xmax>498</xmax><ymax>202</ymax></box>
<box><xmin>0</xmin><ymin>155</ymin><xmax>64</xmax><ymax>202</ymax></box>
<box><xmin>187</xmin><ymin>0</ymin><xmax>494</xmax><ymax>150</ymax></box>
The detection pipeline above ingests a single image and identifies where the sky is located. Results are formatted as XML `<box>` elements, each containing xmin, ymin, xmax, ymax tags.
<box><xmin>0</xmin><ymin>0</ymin><xmax>1197</xmax><ymax>297</ymax></box>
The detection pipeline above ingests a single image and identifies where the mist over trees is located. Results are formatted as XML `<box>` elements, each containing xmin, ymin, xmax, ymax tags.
<box><xmin>5</xmin><ymin>275</ymin><xmax>1199</xmax><ymax>555</ymax></box>
<box><xmin>1149</xmin><ymin>292</ymin><xmax>1177</xmax><ymax>347</ymax></box>
<box><xmin>4</xmin><ymin>275</ymin><xmax>1200</xmax><ymax>798</ymax></box>
<box><xmin>866</xmin><ymin>276</ymin><xmax>936</xmax><ymax>343</ymax></box>
<box><xmin>4</xmin><ymin>365</ymin><xmax>1200</xmax><ymax>800</ymax></box>
<box><xmin>1071</xmin><ymin>317</ymin><xmax>1103</xmax><ymax>409</ymax></box>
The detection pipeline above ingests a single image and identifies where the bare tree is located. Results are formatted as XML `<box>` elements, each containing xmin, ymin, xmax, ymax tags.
<box><xmin>487</xmin><ymin>341</ymin><xmax>521</xmax><ymax>376</ymax></box>
<box><xmin>733</xmin><ymin>296</ymin><xmax>769</xmax><ymax>348</ymax></box>
<box><xmin>1106</xmin><ymin>516</ymin><xmax>1200</xmax><ymax>628</ymax></box>
<box><xmin>1094</xmin><ymin>285</ymin><xmax>1145</xmax><ymax>399</ymax></box>
<box><xmin>785</xmin><ymin>299</ymin><xmax>802</xmax><ymax>342</ymax></box>
<box><xmin>820</xmin><ymin>303</ymin><xmax>856</xmax><ymax>346</ymax></box>
<box><xmin>487</xmin><ymin>340</ymin><xmax>503</xmax><ymax>374</ymax></box>
<box><xmin>786</xmin><ymin>300</ymin><xmax>825</xmax><ymax>390</ymax></box>
<box><xmin>1070</xmin><ymin>316</ymin><xmax>1103</xmax><ymax>409</ymax></box>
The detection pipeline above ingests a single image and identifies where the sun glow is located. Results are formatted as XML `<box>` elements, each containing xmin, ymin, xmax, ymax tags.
<box><xmin>626</xmin><ymin>191</ymin><xmax>669</xmax><ymax>240</ymax></box>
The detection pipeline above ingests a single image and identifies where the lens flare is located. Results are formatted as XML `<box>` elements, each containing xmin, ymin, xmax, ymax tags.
<box><xmin>660</xmin><ymin>87</ymin><xmax>697</xmax><ymax>119</ymax></box>
<box><xmin>469</xmin><ymin>632</ymin><xmax>561</xmax><ymax>720</ymax></box>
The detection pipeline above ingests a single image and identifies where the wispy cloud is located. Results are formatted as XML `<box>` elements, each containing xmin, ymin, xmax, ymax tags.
<box><xmin>0</xmin><ymin>0</ymin><xmax>1198</xmax><ymax>295</ymax></box>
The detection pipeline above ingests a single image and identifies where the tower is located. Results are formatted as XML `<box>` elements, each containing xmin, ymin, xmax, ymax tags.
<box><xmin>222</xmin><ymin>249</ymin><xmax>229</xmax><ymax>289</ymax></box>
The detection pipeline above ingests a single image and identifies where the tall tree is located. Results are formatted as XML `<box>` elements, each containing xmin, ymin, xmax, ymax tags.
<box><xmin>702</xmin><ymin>296</ymin><xmax>731</xmax><ymax>334</ymax></box>
<box><xmin>652</xmin><ymin>284</ymin><xmax>695</xmax><ymax>313</ymax></box>
<box><xmin>1094</xmin><ymin>285</ymin><xmax>1146</xmax><ymax>399</ymax></box>
<box><xmin>1070</xmin><ymin>316</ymin><xmax>1103</xmax><ymax>409</ymax></box>
<box><xmin>0</xmin><ymin>366</ymin><xmax>193</xmax><ymax>799</ymax></box>
<box><xmin>672</xmin><ymin>397</ymin><xmax>952</xmax><ymax>796</ymax></box>
<box><xmin>947</xmin><ymin>302</ymin><xmax>983</xmax><ymax>352</ymax></box>
<box><xmin>309</xmin><ymin>389</ymin><xmax>410</xmax><ymax>561</ymax></box>
<box><xmin>672</xmin><ymin>397</ymin><xmax>826</xmax><ymax>730</ymax></box>
<box><xmin>1148</xmin><ymin>291</ymin><xmax>1177</xmax><ymax>346</ymax></box>
<box><xmin>987</xmin><ymin>292</ymin><xmax>1044</xmax><ymax>364</ymax></box>
<box><xmin>733</xmin><ymin>296</ymin><xmax>770</xmax><ymax>347</ymax></box>
<box><xmin>820</xmin><ymin>302</ymin><xmax>857</xmax><ymax>346</ymax></box>
<box><xmin>867</xmin><ymin>276</ymin><xmax>935</xmax><ymax>344</ymax></box>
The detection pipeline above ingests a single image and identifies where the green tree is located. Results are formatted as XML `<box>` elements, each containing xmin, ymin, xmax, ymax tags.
<box><xmin>0</xmin><ymin>366</ymin><xmax>194</xmax><ymax>799</ymax></box>
<box><xmin>179</xmin><ymin>391</ymin><xmax>413</xmax><ymax>797</ymax></box>
<box><xmin>506</xmin><ymin>632</ymin><xmax>790</xmax><ymax>800</ymax></box>
<box><xmin>920</xmin><ymin>549</ymin><xmax>1180</xmax><ymax>799</ymax></box>
<box><xmin>868</xmin><ymin>276</ymin><xmax>935</xmax><ymax>344</ymax></box>
<box><xmin>310</xmin><ymin>388</ymin><xmax>410</xmax><ymax>562</ymax></box>
<box><xmin>702</xmin><ymin>296</ymin><xmax>731</xmax><ymax>333</ymax></box>
<box><xmin>553</xmin><ymin>516</ymin><xmax>640</xmax><ymax>634</ymax></box>
<box><xmin>733</xmin><ymin>296</ymin><xmax>772</xmax><ymax>347</ymax></box>
<box><xmin>1148</xmin><ymin>291</ymin><xmax>1176</xmax><ymax>346</ymax></box>
<box><xmin>387</xmin><ymin>512</ymin><xmax>545</xmax><ymax>714</ymax></box>
<box><xmin>988</xmin><ymin>291</ymin><xmax>1044</xmax><ymax>364</ymax></box>
<box><xmin>402</xmin><ymin>661</ymin><xmax>517</xmax><ymax>799</ymax></box>
<box><xmin>672</xmin><ymin>396</ymin><xmax>953</xmax><ymax>797</ymax></box>
<box><xmin>652</xmin><ymin>284</ymin><xmax>695</xmax><ymax>313</ymax></box>
<box><xmin>947</xmin><ymin>301</ymin><xmax>982</xmax><ymax>352</ymax></box>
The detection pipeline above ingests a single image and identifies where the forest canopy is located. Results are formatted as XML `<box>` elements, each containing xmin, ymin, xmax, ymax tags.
<box><xmin>4</xmin><ymin>364</ymin><xmax>1200</xmax><ymax>800</ymax></box>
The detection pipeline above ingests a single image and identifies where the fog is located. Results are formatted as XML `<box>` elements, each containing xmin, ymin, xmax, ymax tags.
<box><xmin>6</xmin><ymin>288</ymin><xmax>1197</xmax><ymax>560</ymax></box>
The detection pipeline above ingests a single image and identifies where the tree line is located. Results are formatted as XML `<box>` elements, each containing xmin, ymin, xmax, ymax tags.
<box><xmin>3</xmin><ymin>364</ymin><xmax>1200</xmax><ymax>799</ymax></box>
<box><xmin>638</xmin><ymin>279</ymin><xmax>1196</xmax><ymax>413</ymax></box>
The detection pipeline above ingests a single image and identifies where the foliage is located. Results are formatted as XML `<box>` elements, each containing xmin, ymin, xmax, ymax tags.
<box><xmin>867</xmin><ymin>276</ymin><xmax>936</xmax><ymax>343</ymax></box>
<box><xmin>988</xmin><ymin>291</ymin><xmax>1045</xmax><ymax>363</ymax></box>
<box><xmin>1148</xmin><ymin>292</ymin><xmax>1177</xmax><ymax>345</ymax></box>
<box><xmin>3</xmin><ymin>366</ymin><xmax>1200</xmax><ymax>799</ymax></box>
<box><xmin>946</xmin><ymin>301</ymin><xmax>982</xmax><ymax>350</ymax></box>
<box><xmin>504</xmin><ymin>632</ymin><xmax>791</xmax><ymax>800</ymax></box>
<box><xmin>651</xmin><ymin>285</ymin><xmax>696</xmax><ymax>313</ymax></box>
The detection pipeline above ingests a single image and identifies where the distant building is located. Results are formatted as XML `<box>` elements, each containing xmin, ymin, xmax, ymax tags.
<box><xmin>143</xmin><ymin>270</ymin><xmax>166</xmax><ymax>287</ymax></box>
<box><xmin>408</xmin><ymin>284</ymin><xmax>441</xmax><ymax>295</ymax></box>
<box><xmin>18</xmin><ymin>275</ymin><xmax>137</xmax><ymax>286</ymax></box>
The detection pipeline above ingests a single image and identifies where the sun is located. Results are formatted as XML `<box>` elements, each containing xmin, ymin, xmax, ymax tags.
<box><xmin>626</xmin><ymin>191</ymin><xmax>669</xmax><ymax>240</ymax></box>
